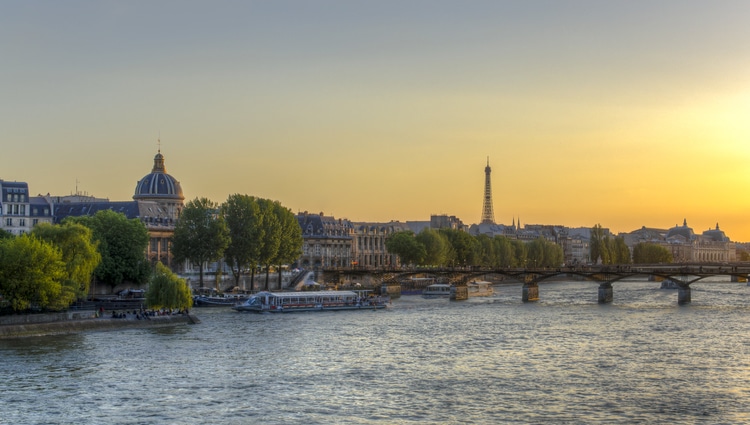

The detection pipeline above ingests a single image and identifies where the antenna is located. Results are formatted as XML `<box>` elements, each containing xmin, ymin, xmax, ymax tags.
<box><xmin>158</xmin><ymin>131</ymin><xmax>161</xmax><ymax>153</ymax></box>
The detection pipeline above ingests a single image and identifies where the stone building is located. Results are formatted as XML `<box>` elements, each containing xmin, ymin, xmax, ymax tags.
<box><xmin>296</xmin><ymin>212</ymin><xmax>353</xmax><ymax>269</ymax></box>
<box><xmin>0</xmin><ymin>180</ymin><xmax>54</xmax><ymax>235</ymax></box>
<box><xmin>54</xmin><ymin>150</ymin><xmax>185</xmax><ymax>269</ymax></box>
<box><xmin>351</xmin><ymin>221</ymin><xmax>410</xmax><ymax>268</ymax></box>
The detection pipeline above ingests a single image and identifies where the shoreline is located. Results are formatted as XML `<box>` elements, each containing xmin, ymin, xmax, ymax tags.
<box><xmin>0</xmin><ymin>312</ymin><xmax>200</xmax><ymax>339</ymax></box>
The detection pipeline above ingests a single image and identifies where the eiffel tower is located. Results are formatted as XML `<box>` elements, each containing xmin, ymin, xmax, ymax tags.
<box><xmin>481</xmin><ymin>157</ymin><xmax>495</xmax><ymax>224</ymax></box>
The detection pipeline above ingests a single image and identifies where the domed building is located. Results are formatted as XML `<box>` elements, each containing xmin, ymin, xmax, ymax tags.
<box><xmin>662</xmin><ymin>219</ymin><xmax>736</xmax><ymax>263</ymax></box>
<box><xmin>54</xmin><ymin>150</ymin><xmax>185</xmax><ymax>270</ymax></box>
<box><xmin>133</xmin><ymin>150</ymin><xmax>185</xmax><ymax>220</ymax></box>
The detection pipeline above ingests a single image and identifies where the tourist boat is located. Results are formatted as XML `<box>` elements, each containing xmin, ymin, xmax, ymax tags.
<box><xmin>467</xmin><ymin>280</ymin><xmax>494</xmax><ymax>297</ymax></box>
<box><xmin>422</xmin><ymin>283</ymin><xmax>452</xmax><ymax>298</ymax></box>
<box><xmin>232</xmin><ymin>290</ymin><xmax>388</xmax><ymax>313</ymax></box>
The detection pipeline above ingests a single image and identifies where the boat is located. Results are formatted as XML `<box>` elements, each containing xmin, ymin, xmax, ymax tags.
<box><xmin>422</xmin><ymin>283</ymin><xmax>452</xmax><ymax>298</ymax></box>
<box><xmin>193</xmin><ymin>294</ymin><xmax>248</xmax><ymax>307</ymax></box>
<box><xmin>660</xmin><ymin>279</ymin><xmax>679</xmax><ymax>289</ymax></box>
<box><xmin>232</xmin><ymin>290</ymin><xmax>388</xmax><ymax>313</ymax></box>
<box><xmin>466</xmin><ymin>280</ymin><xmax>494</xmax><ymax>297</ymax></box>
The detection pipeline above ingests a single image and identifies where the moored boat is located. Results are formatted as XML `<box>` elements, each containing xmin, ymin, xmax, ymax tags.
<box><xmin>467</xmin><ymin>280</ymin><xmax>494</xmax><ymax>297</ymax></box>
<box><xmin>193</xmin><ymin>294</ymin><xmax>248</xmax><ymax>307</ymax></box>
<box><xmin>232</xmin><ymin>290</ymin><xmax>388</xmax><ymax>313</ymax></box>
<box><xmin>422</xmin><ymin>283</ymin><xmax>452</xmax><ymax>298</ymax></box>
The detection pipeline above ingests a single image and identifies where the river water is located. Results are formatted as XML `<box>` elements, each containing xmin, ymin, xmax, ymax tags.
<box><xmin>2</xmin><ymin>279</ymin><xmax>749</xmax><ymax>424</ymax></box>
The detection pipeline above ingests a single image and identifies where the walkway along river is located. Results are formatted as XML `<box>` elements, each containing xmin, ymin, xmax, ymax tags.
<box><xmin>1</xmin><ymin>279</ymin><xmax>748</xmax><ymax>424</ymax></box>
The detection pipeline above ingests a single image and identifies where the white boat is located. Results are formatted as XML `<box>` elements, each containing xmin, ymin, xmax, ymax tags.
<box><xmin>422</xmin><ymin>283</ymin><xmax>452</xmax><ymax>298</ymax></box>
<box><xmin>232</xmin><ymin>290</ymin><xmax>388</xmax><ymax>313</ymax></box>
<box><xmin>467</xmin><ymin>280</ymin><xmax>494</xmax><ymax>297</ymax></box>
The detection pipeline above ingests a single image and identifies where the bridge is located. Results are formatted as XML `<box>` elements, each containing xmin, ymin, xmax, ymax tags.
<box><xmin>320</xmin><ymin>263</ymin><xmax>750</xmax><ymax>305</ymax></box>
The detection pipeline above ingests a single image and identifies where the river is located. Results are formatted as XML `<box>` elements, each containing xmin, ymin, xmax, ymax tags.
<box><xmin>2</xmin><ymin>279</ymin><xmax>749</xmax><ymax>424</ymax></box>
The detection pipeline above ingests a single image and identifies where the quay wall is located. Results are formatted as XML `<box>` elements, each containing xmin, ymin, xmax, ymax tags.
<box><xmin>0</xmin><ymin>312</ymin><xmax>199</xmax><ymax>339</ymax></box>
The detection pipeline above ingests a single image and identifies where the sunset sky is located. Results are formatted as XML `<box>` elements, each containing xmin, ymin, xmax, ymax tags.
<box><xmin>2</xmin><ymin>1</ymin><xmax>749</xmax><ymax>240</ymax></box>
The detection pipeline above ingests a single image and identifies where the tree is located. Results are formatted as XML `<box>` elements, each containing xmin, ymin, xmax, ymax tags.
<box><xmin>632</xmin><ymin>243</ymin><xmax>673</xmax><ymax>264</ymax></box>
<box><xmin>611</xmin><ymin>236</ymin><xmax>632</xmax><ymax>264</ymax></box>
<box><xmin>527</xmin><ymin>238</ymin><xmax>547</xmax><ymax>267</ymax></box>
<box><xmin>221</xmin><ymin>194</ymin><xmax>263</xmax><ymax>290</ymax></box>
<box><xmin>67</xmin><ymin>210</ymin><xmax>151</xmax><ymax>288</ymax></box>
<box><xmin>0</xmin><ymin>235</ymin><xmax>67</xmax><ymax>311</ymax></box>
<box><xmin>32</xmin><ymin>222</ymin><xmax>101</xmax><ymax>300</ymax></box>
<box><xmin>493</xmin><ymin>236</ymin><xmax>515</xmax><ymax>267</ymax></box>
<box><xmin>439</xmin><ymin>228</ymin><xmax>478</xmax><ymax>266</ymax></box>
<box><xmin>257</xmin><ymin>198</ymin><xmax>282</xmax><ymax>290</ymax></box>
<box><xmin>511</xmin><ymin>239</ymin><xmax>527</xmax><ymax>267</ymax></box>
<box><xmin>590</xmin><ymin>224</ymin><xmax>609</xmax><ymax>265</ymax></box>
<box><xmin>0</xmin><ymin>229</ymin><xmax>12</xmax><ymax>240</ymax></box>
<box><xmin>172</xmin><ymin>197</ymin><xmax>229</xmax><ymax>290</ymax></box>
<box><xmin>415</xmin><ymin>228</ymin><xmax>450</xmax><ymax>266</ymax></box>
<box><xmin>385</xmin><ymin>231</ymin><xmax>426</xmax><ymax>266</ymax></box>
<box><xmin>271</xmin><ymin>201</ymin><xmax>303</xmax><ymax>290</ymax></box>
<box><xmin>146</xmin><ymin>262</ymin><xmax>193</xmax><ymax>311</ymax></box>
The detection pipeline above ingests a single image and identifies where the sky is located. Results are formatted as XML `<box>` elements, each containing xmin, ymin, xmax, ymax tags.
<box><xmin>2</xmin><ymin>1</ymin><xmax>749</xmax><ymax>240</ymax></box>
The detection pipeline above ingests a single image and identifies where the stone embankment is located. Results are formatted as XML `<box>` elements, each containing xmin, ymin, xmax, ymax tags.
<box><xmin>0</xmin><ymin>310</ymin><xmax>200</xmax><ymax>339</ymax></box>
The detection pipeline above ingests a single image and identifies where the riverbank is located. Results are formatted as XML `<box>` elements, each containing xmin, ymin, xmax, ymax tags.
<box><xmin>0</xmin><ymin>311</ymin><xmax>200</xmax><ymax>339</ymax></box>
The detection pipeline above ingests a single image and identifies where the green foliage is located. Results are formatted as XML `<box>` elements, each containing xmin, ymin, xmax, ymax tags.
<box><xmin>439</xmin><ymin>228</ymin><xmax>478</xmax><ymax>266</ymax></box>
<box><xmin>172</xmin><ymin>198</ymin><xmax>230</xmax><ymax>288</ymax></box>
<box><xmin>0</xmin><ymin>229</ymin><xmax>13</xmax><ymax>240</ymax></box>
<box><xmin>67</xmin><ymin>210</ymin><xmax>151</xmax><ymax>287</ymax></box>
<box><xmin>493</xmin><ymin>236</ymin><xmax>516</xmax><ymax>267</ymax></box>
<box><xmin>221</xmin><ymin>194</ymin><xmax>263</xmax><ymax>287</ymax></box>
<box><xmin>32</xmin><ymin>222</ymin><xmax>101</xmax><ymax>299</ymax></box>
<box><xmin>590</xmin><ymin>224</ymin><xmax>608</xmax><ymax>264</ymax></box>
<box><xmin>146</xmin><ymin>262</ymin><xmax>193</xmax><ymax>310</ymax></box>
<box><xmin>0</xmin><ymin>235</ymin><xmax>67</xmax><ymax>311</ymax></box>
<box><xmin>415</xmin><ymin>228</ymin><xmax>450</xmax><ymax>266</ymax></box>
<box><xmin>632</xmin><ymin>243</ymin><xmax>673</xmax><ymax>264</ymax></box>
<box><xmin>611</xmin><ymin>236</ymin><xmax>632</xmax><ymax>264</ymax></box>
<box><xmin>271</xmin><ymin>201</ymin><xmax>303</xmax><ymax>289</ymax></box>
<box><xmin>511</xmin><ymin>239</ymin><xmax>527</xmax><ymax>267</ymax></box>
<box><xmin>385</xmin><ymin>231</ymin><xmax>426</xmax><ymax>266</ymax></box>
<box><xmin>526</xmin><ymin>237</ymin><xmax>564</xmax><ymax>268</ymax></box>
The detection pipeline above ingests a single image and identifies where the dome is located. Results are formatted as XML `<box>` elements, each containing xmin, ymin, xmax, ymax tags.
<box><xmin>702</xmin><ymin>223</ymin><xmax>730</xmax><ymax>242</ymax></box>
<box><xmin>666</xmin><ymin>218</ymin><xmax>696</xmax><ymax>241</ymax></box>
<box><xmin>133</xmin><ymin>151</ymin><xmax>184</xmax><ymax>201</ymax></box>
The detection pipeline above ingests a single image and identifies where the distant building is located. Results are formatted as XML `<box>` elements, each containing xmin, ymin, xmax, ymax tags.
<box><xmin>296</xmin><ymin>212</ymin><xmax>353</xmax><ymax>269</ymax></box>
<box><xmin>621</xmin><ymin>219</ymin><xmax>736</xmax><ymax>263</ymax></box>
<box><xmin>0</xmin><ymin>180</ymin><xmax>53</xmax><ymax>235</ymax></box>
<box><xmin>430</xmin><ymin>214</ymin><xmax>467</xmax><ymax>231</ymax></box>
<box><xmin>351</xmin><ymin>221</ymin><xmax>410</xmax><ymax>268</ymax></box>
<box><xmin>53</xmin><ymin>150</ymin><xmax>185</xmax><ymax>269</ymax></box>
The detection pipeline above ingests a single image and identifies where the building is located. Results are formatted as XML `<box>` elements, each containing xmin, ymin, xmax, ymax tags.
<box><xmin>621</xmin><ymin>219</ymin><xmax>736</xmax><ymax>263</ymax></box>
<box><xmin>54</xmin><ymin>150</ymin><xmax>185</xmax><ymax>269</ymax></box>
<box><xmin>481</xmin><ymin>157</ymin><xmax>495</xmax><ymax>224</ymax></box>
<box><xmin>351</xmin><ymin>221</ymin><xmax>410</xmax><ymax>268</ymax></box>
<box><xmin>0</xmin><ymin>180</ymin><xmax>54</xmax><ymax>235</ymax></box>
<box><xmin>296</xmin><ymin>212</ymin><xmax>353</xmax><ymax>269</ymax></box>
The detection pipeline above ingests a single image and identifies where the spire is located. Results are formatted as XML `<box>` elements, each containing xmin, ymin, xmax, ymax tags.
<box><xmin>481</xmin><ymin>157</ymin><xmax>495</xmax><ymax>224</ymax></box>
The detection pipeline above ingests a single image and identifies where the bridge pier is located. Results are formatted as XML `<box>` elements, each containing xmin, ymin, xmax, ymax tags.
<box><xmin>598</xmin><ymin>283</ymin><xmax>613</xmax><ymax>304</ymax></box>
<box><xmin>522</xmin><ymin>283</ymin><xmax>539</xmax><ymax>302</ymax></box>
<box><xmin>678</xmin><ymin>286</ymin><xmax>691</xmax><ymax>305</ymax></box>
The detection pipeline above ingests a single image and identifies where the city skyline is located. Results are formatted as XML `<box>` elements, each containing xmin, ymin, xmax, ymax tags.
<box><xmin>2</xmin><ymin>2</ymin><xmax>749</xmax><ymax>240</ymax></box>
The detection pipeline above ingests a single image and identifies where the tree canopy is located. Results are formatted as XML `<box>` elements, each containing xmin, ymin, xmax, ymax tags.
<box><xmin>145</xmin><ymin>262</ymin><xmax>193</xmax><ymax>310</ymax></box>
<box><xmin>0</xmin><ymin>235</ymin><xmax>67</xmax><ymax>311</ymax></box>
<box><xmin>385</xmin><ymin>231</ymin><xmax>426</xmax><ymax>266</ymax></box>
<box><xmin>171</xmin><ymin>197</ymin><xmax>230</xmax><ymax>289</ymax></box>
<box><xmin>32</xmin><ymin>222</ymin><xmax>101</xmax><ymax>300</ymax></box>
<box><xmin>66</xmin><ymin>210</ymin><xmax>150</xmax><ymax>287</ymax></box>
<box><xmin>632</xmin><ymin>242</ymin><xmax>673</xmax><ymax>264</ymax></box>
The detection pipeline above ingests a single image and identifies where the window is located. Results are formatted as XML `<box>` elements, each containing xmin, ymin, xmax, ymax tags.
<box><xmin>6</xmin><ymin>218</ymin><xmax>12</xmax><ymax>226</ymax></box>
<box><xmin>19</xmin><ymin>219</ymin><xmax>25</xmax><ymax>227</ymax></box>
<box><xmin>33</xmin><ymin>219</ymin><xmax>39</xmax><ymax>226</ymax></box>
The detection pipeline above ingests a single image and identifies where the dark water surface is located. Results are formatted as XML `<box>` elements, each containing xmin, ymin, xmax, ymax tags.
<box><xmin>2</xmin><ymin>280</ymin><xmax>749</xmax><ymax>424</ymax></box>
